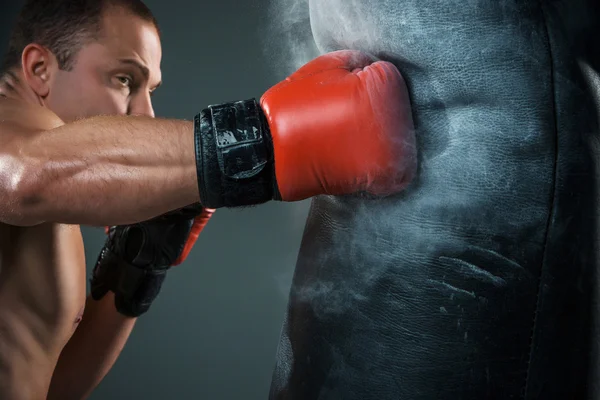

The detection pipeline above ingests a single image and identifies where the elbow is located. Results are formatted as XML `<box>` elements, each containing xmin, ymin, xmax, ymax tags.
<box><xmin>0</xmin><ymin>160</ymin><xmax>45</xmax><ymax>226</ymax></box>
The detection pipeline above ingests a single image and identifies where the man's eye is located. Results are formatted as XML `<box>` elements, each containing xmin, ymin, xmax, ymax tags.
<box><xmin>116</xmin><ymin>76</ymin><xmax>132</xmax><ymax>86</ymax></box>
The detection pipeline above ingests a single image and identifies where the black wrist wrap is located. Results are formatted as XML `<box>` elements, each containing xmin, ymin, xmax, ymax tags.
<box><xmin>194</xmin><ymin>98</ymin><xmax>281</xmax><ymax>208</ymax></box>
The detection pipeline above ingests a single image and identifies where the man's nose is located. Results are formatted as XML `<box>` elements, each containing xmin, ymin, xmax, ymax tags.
<box><xmin>129</xmin><ymin>93</ymin><xmax>155</xmax><ymax>118</ymax></box>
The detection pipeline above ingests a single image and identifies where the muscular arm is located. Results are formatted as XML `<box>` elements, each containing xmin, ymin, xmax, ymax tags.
<box><xmin>46</xmin><ymin>293</ymin><xmax>136</xmax><ymax>400</ymax></box>
<box><xmin>0</xmin><ymin>101</ymin><xmax>200</xmax><ymax>226</ymax></box>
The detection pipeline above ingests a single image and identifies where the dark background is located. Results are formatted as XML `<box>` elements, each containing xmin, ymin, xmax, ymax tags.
<box><xmin>0</xmin><ymin>1</ymin><xmax>314</xmax><ymax>398</ymax></box>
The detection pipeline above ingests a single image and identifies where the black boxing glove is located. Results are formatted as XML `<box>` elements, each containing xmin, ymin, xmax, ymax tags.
<box><xmin>90</xmin><ymin>204</ymin><xmax>214</xmax><ymax>317</ymax></box>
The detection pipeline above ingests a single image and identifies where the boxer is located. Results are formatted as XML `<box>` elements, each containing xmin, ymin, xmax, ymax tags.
<box><xmin>0</xmin><ymin>0</ymin><xmax>416</xmax><ymax>398</ymax></box>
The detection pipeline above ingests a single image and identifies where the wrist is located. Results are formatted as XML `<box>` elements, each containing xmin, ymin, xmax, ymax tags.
<box><xmin>194</xmin><ymin>98</ymin><xmax>281</xmax><ymax>209</ymax></box>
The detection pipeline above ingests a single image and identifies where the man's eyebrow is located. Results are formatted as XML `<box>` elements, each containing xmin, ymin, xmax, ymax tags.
<box><xmin>117</xmin><ymin>58</ymin><xmax>162</xmax><ymax>89</ymax></box>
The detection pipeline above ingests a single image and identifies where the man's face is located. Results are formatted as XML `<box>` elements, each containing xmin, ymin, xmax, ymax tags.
<box><xmin>45</xmin><ymin>6</ymin><xmax>162</xmax><ymax>122</ymax></box>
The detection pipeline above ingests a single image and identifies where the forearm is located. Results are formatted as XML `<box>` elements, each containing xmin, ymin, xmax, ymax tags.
<box><xmin>46</xmin><ymin>293</ymin><xmax>137</xmax><ymax>400</ymax></box>
<box><xmin>6</xmin><ymin>115</ymin><xmax>199</xmax><ymax>226</ymax></box>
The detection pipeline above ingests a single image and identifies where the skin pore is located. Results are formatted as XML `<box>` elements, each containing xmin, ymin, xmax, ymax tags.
<box><xmin>0</xmin><ymin>4</ymin><xmax>197</xmax><ymax>399</ymax></box>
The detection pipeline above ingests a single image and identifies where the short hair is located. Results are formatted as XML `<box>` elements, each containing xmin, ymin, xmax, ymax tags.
<box><xmin>1</xmin><ymin>0</ymin><xmax>160</xmax><ymax>75</ymax></box>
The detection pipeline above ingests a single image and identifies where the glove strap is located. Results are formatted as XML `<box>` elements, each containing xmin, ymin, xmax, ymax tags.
<box><xmin>90</xmin><ymin>247</ymin><xmax>167</xmax><ymax>318</ymax></box>
<box><xmin>194</xmin><ymin>98</ymin><xmax>281</xmax><ymax>209</ymax></box>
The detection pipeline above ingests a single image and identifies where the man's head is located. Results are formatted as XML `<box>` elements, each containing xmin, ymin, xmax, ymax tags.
<box><xmin>1</xmin><ymin>0</ymin><xmax>162</xmax><ymax>121</ymax></box>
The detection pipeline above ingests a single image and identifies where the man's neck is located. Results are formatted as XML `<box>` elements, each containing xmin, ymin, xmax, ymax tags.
<box><xmin>0</xmin><ymin>69</ymin><xmax>41</xmax><ymax>105</ymax></box>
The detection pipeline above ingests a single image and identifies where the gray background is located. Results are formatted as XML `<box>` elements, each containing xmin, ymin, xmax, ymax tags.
<box><xmin>0</xmin><ymin>0</ymin><xmax>314</xmax><ymax>398</ymax></box>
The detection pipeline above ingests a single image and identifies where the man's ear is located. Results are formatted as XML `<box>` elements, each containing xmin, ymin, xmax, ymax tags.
<box><xmin>21</xmin><ymin>43</ymin><xmax>56</xmax><ymax>98</ymax></box>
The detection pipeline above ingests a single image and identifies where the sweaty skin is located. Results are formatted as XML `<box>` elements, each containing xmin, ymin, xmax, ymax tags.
<box><xmin>0</xmin><ymin>5</ymin><xmax>199</xmax><ymax>399</ymax></box>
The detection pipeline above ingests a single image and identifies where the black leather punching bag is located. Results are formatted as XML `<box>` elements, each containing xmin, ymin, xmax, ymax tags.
<box><xmin>268</xmin><ymin>0</ymin><xmax>600</xmax><ymax>399</ymax></box>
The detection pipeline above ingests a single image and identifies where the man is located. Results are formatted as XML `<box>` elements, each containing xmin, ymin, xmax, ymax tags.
<box><xmin>0</xmin><ymin>0</ymin><xmax>416</xmax><ymax>398</ymax></box>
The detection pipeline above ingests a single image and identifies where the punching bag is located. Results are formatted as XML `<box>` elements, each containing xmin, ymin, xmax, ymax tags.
<box><xmin>269</xmin><ymin>0</ymin><xmax>600</xmax><ymax>399</ymax></box>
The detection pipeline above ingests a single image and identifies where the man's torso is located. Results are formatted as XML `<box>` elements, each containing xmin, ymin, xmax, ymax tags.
<box><xmin>0</xmin><ymin>97</ymin><xmax>87</xmax><ymax>395</ymax></box>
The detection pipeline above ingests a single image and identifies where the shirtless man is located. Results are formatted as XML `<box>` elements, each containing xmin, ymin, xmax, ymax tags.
<box><xmin>0</xmin><ymin>0</ymin><xmax>416</xmax><ymax>398</ymax></box>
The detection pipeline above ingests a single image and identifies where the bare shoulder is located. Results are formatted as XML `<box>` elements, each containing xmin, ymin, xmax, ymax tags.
<box><xmin>0</xmin><ymin>97</ymin><xmax>64</xmax><ymax>141</ymax></box>
<box><xmin>0</xmin><ymin>98</ymin><xmax>65</xmax><ymax>226</ymax></box>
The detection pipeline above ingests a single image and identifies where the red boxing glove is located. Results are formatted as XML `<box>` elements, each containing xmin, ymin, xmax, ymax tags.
<box><xmin>260</xmin><ymin>50</ymin><xmax>417</xmax><ymax>201</ymax></box>
<box><xmin>94</xmin><ymin>205</ymin><xmax>215</xmax><ymax>316</ymax></box>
